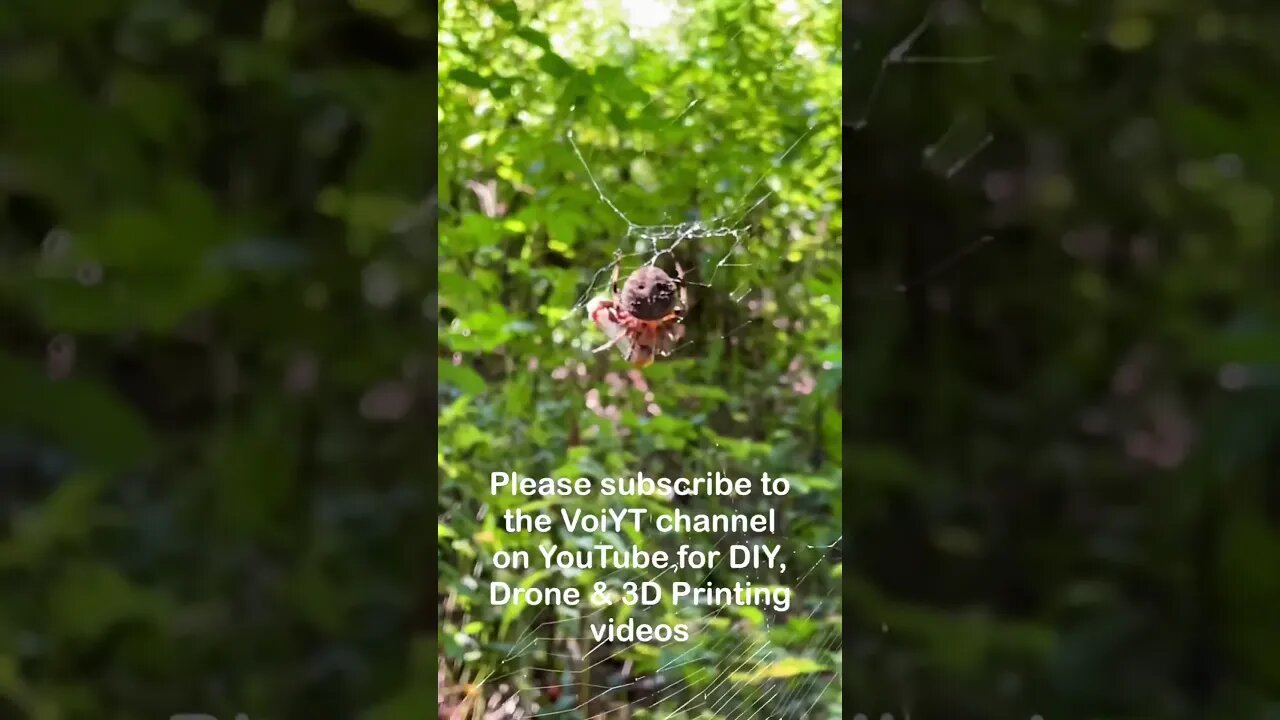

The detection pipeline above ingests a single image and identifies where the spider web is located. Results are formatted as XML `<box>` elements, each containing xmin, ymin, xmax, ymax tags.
<box><xmin>544</xmin><ymin>8</ymin><xmax>841</xmax><ymax>346</ymax></box>
<box><xmin>557</xmin><ymin>114</ymin><xmax>811</xmax><ymax>353</ymax></box>
<box><xmin>556</xmin><ymin>117</ymin><xmax>811</xmax><ymax>365</ymax></box>
<box><xmin>440</xmin><ymin>3</ymin><xmax>1000</xmax><ymax>719</ymax></box>
<box><xmin>561</xmin><ymin>122</ymin><xmax>778</xmax><ymax>316</ymax></box>
<box><xmin>449</xmin><ymin>478</ymin><xmax>845</xmax><ymax>720</ymax></box>
<box><xmin>448</xmin><ymin>31</ymin><xmax>844</xmax><ymax>712</ymax></box>
<box><xmin>558</xmin><ymin>8</ymin><xmax>997</xmax><ymax>355</ymax></box>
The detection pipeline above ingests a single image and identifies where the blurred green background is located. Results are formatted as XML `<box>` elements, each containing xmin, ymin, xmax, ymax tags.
<box><xmin>0</xmin><ymin>1</ymin><xmax>432</xmax><ymax>718</ymax></box>
<box><xmin>3</xmin><ymin>0</ymin><xmax>1280</xmax><ymax>718</ymax></box>
<box><xmin>847</xmin><ymin>2</ymin><xmax>1280</xmax><ymax>719</ymax></box>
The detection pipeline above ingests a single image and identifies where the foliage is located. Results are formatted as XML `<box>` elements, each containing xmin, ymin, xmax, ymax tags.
<box><xmin>439</xmin><ymin>0</ymin><xmax>842</xmax><ymax>718</ymax></box>
<box><xmin>1</xmin><ymin>0</ymin><xmax>1277</xmax><ymax>718</ymax></box>
<box><xmin>848</xmin><ymin>2</ymin><xmax>1280</xmax><ymax>719</ymax></box>
<box><xmin>0</xmin><ymin>1</ymin><xmax>431</xmax><ymax>718</ymax></box>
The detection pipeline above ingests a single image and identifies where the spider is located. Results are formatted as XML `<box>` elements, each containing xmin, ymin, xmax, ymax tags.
<box><xmin>587</xmin><ymin>256</ymin><xmax>694</xmax><ymax>368</ymax></box>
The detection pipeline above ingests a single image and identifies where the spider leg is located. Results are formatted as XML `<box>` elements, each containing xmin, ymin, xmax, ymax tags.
<box><xmin>673</xmin><ymin>260</ymin><xmax>710</xmax><ymax>289</ymax></box>
<box><xmin>592</xmin><ymin>332</ymin><xmax>626</xmax><ymax>354</ymax></box>
<box><xmin>657</xmin><ymin>332</ymin><xmax>675</xmax><ymax>357</ymax></box>
<box><xmin>671</xmin><ymin>261</ymin><xmax>709</xmax><ymax>317</ymax></box>
<box><xmin>610</xmin><ymin>256</ymin><xmax>622</xmax><ymax>296</ymax></box>
<box><xmin>588</xmin><ymin>298</ymin><xmax>619</xmax><ymax>331</ymax></box>
<box><xmin>650</xmin><ymin>325</ymin><xmax>679</xmax><ymax>358</ymax></box>
<box><xmin>675</xmin><ymin>262</ymin><xmax>689</xmax><ymax>312</ymax></box>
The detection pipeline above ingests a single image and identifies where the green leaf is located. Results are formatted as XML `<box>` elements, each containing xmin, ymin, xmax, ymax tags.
<box><xmin>439</xmin><ymin>358</ymin><xmax>487</xmax><ymax>395</ymax></box>
<box><xmin>516</xmin><ymin>27</ymin><xmax>552</xmax><ymax>50</ymax></box>
<box><xmin>498</xmin><ymin>569</ymin><xmax>551</xmax><ymax>636</ymax></box>
<box><xmin>504</xmin><ymin>374</ymin><xmax>532</xmax><ymax>416</ymax></box>
<box><xmin>0</xmin><ymin>473</ymin><xmax>104</xmax><ymax>568</ymax></box>
<box><xmin>0</xmin><ymin>354</ymin><xmax>153</xmax><ymax>472</ymax></box>
<box><xmin>822</xmin><ymin>409</ymin><xmax>842</xmax><ymax>465</ymax></box>
<box><xmin>493</xmin><ymin>2</ymin><xmax>519</xmax><ymax>23</ymax></box>
<box><xmin>538</xmin><ymin>52</ymin><xmax>574</xmax><ymax>78</ymax></box>
<box><xmin>546</xmin><ymin>211</ymin><xmax>583</xmax><ymax>251</ymax></box>
<box><xmin>451</xmin><ymin>68</ymin><xmax>488</xmax><ymax>89</ymax></box>
<box><xmin>51</xmin><ymin>561</ymin><xmax>170</xmax><ymax>643</ymax></box>
<box><xmin>730</xmin><ymin>657</ymin><xmax>827</xmax><ymax>683</ymax></box>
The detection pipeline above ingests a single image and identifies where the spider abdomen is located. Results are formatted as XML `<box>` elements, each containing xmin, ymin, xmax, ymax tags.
<box><xmin>620</xmin><ymin>266</ymin><xmax>678</xmax><ymax>320</ymax></box>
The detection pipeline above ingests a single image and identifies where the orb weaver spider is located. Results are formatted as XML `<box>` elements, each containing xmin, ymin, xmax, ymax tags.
<box><xmin>587</xmin><ymin>255</ymin><xmax>696</xmax><ymax>368</ymax></box>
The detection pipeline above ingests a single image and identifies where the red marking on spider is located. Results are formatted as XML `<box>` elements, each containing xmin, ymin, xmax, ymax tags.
<box><xmin>588</xmin><ymin>259</ymin><xmax>691</xmax><ymax>368</ymax></box>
